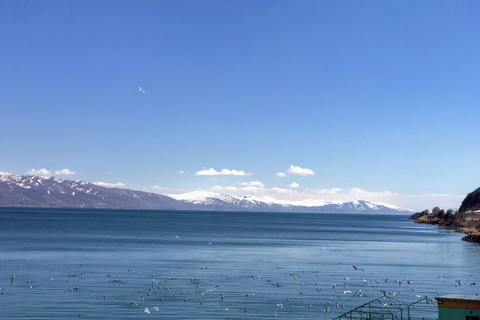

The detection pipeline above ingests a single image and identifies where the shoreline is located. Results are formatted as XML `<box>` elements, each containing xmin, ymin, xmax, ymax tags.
<box><xmin>411</xmin><ymin>214</ymin><xmax>480</xmax><ymax>244</ymax></box>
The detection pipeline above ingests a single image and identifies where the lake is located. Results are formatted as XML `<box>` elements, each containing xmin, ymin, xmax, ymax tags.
<box><xmin>0</xmin><ymin>208</ymin><xmax>478</xmax><ymax>319</ymax></box>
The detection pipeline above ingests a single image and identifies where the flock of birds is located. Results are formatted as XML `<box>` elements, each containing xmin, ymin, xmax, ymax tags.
<box><xmin>3</xmin><ymin>242</ymin><xmax>478</xmax><ymax>319</ymax></box>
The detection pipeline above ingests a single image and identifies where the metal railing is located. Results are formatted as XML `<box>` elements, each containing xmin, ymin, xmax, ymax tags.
<box><xmin>332</xmin><ymin>295</ymin><xmax>437</xmax><ymax>320</ymax></box>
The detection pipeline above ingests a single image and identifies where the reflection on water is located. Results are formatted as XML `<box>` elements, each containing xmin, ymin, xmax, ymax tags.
<box><xmin>0</xmin><ymin>208</ymin><xmax>478</xmax><ymax>319</ymax></box>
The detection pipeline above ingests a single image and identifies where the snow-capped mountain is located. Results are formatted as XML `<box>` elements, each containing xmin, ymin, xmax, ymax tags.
<box><xmin>0</xmin><ymin>173</ymin><xmax>187</xmax><ymax>210</ymax></box>
<box><xmin>0</xmin><ymin>173</ymin><xmax>414</xmax><ymax>214</ymax></box>
<box><xmin>167</xmin><ymin>191</ymin><xmax>414</xmax><ymax>214</ymax></box>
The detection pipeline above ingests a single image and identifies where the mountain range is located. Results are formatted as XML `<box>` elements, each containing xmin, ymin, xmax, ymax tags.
<box><xmin>0</xmin><ymin>173</ymin><xmax>414</xmax><ymax>214</ymax></box>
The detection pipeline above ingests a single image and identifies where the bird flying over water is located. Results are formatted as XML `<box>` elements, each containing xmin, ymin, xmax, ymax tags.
<box><xmin>354</xmin><ymin>289</ymin><xmax>367</xmax><ymax>297</ymax></box>
<box><xmin>138</xmin><ymin>86</ymin><xmax>145</xmax><ymax>94</ymax></box>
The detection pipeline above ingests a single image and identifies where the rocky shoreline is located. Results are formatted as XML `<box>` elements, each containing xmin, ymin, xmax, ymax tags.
<box><xmin>410</xmin><ymin>207</ymin><xmax>480</xmax><ymax>244</ymax></box>
<box><xmin>461</xmin><ymin>233</ymin><xmax>480</xmax><ymax>243</ymax></box>
<box><xmin>411</xmin><ymin>214</ymin><xmax>480</xmax><ymax>243</ymax></box>
<box><xmin>410</xmin><ymin>187</ymin><xmax>480</xmax><ymax>244</ymax></box>
<box><xmin>410</xmin><ymin>213</ymin><xmax>480</xmax><ymax>244</ymax></box>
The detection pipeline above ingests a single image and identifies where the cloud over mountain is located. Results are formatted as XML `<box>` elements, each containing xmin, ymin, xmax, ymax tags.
<box><xmin>276</xmin><ymin>165</ymin><xmax>315</xmax><ymax>177</ymax></box>
<box><xmin>240</xmin><ymin>181</ymin><xmax>264</xmax><ymax>187</ymax></box>
<box><xmin>92</xmin><ymin>181</ymin><xmax>126</xmax><ymax>188</ymax></box>
<box><xmin>55</xmin><ymin>169</ymin><xmax>76</xmax><ymax>175</ymax></box>
<box><xmin>25</xmin><ymin>168</ymin><xmax>52</xmax><ymax>177</ymax></box>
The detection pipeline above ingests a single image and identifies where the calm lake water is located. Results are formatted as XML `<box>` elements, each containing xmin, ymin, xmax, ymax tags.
<box><xmin>0</xmin><ymin>208</ymin><xmax>479</xmax><ymax>319</ymax></box>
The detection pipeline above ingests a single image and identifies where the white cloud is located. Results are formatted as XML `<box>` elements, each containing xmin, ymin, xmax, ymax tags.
<box><xmin>348</xmin><ymin>187</ymin><xmax>396</xmax><ymax>197</ymax></box>
<box><xmin>276</xmin><ymin>165</ymin><xmax>315</xmax><ymax>177</ymax></box>
<box><xmin>271</xmin><ymin>187</ymin><xmax>298</xmax><ymax>194</ymax></box>
<box><xmin>54</xmin><ymin>169</ymin><xmax>76</xmax><ymax>175</ymax></box>
<box><xmin>316</xmin><ymin>188</ymin><xmax>342</xmax><ymax>194</ymax></box>
<box><xmin>285</xmin><ymin>165</ymin><xmax>315</xmax><ymax>176</ymax></box>
<box><xmin>289</xmin><ymin>182</ymin><xmax>300</xmax><ymax>188</ymax></box>
<box><xmin>147</xmin><ymin>186</ymin><xmax>187</xmax><ymax>194</ymax></box>
<box><xmin>195</xmin><ymin>168</ymin><xmax>251</xmax><ymax>176</ymax></box>
<box><xmin>240</xmin><ymin>181</ymin><xmax>264</xmax><ymax>187</ymax></box>
<box><xmin>93</xmin><ymin>181</ymin><xmax>126</xmax><ymax>188</ymax></box>
<box><xmin>26</xmin><ymin>168</ymin><xmax>52</xmax><ymax>177</ymax></box>
<box><xmin>0</xmin><ymin>172</ymin><xmax>12</xmax><ymax>176</ymax></box>
<box><xmin>211</xmin><ymin>185</ymin><xmax>299</xmax><ymax>196</ymax></box>
<box><xmin>212</xmin><ymin>185</ymin><xmax>242</xmax><ymax>193</ymax></box>
<box><xmin>177</xmin><ymin>171</ymin><xmax>185</xmax><ymax>174</ymax></box>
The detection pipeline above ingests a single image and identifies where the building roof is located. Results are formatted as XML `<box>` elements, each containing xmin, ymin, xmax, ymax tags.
<box><xmin>436</xmin><ymin>295</ymin><xmax>480</xmax><ymax>303</ymax></box>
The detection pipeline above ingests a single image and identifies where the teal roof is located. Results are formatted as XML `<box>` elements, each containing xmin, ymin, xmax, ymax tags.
<box><xmin>436</xmin><ymin>295</ymin><xmax>480</xmax><ymax>302</ymax></box>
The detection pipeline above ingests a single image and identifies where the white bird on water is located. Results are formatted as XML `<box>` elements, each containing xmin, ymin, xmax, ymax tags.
<box><xmin>138</xmin><ymin>87</ymin><xmax>145</xmax><ymax>94</ymax></box>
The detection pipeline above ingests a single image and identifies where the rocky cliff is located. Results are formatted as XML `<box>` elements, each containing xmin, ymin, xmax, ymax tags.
<box><xmin>410</xmin><ymin>187</ymin><xmax>480</xmax><ymax>243</ymax></box>
<box><xmin>458</xmin><ymin>187</ymin><xmax>480</xmax><ymax>213</ymax></box>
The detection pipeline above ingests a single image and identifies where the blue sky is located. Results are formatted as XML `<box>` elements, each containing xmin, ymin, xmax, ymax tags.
<box><xmin>1</xmin><ymin>0</ymin><xmax>479</xmax><ymax>210</ymax></box>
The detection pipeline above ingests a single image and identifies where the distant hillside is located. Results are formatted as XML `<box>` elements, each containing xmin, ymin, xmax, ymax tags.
<box><xmin>0</xmin><ymin>174</ymin><xmax>189</xmax><ymax>210</ymax></box>
<box><xmin>0</xmin><ymin>173</ymin><xmax>414</xmax><ymax>214</ymax></box>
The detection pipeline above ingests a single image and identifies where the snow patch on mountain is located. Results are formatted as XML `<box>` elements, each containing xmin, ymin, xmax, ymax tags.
<box><xmin>168</xmin><ymin>191</ymin><xmax>414</xmax><ymax>214</ymax></box>
<box><xmin>0</xmin><ymin>173</ymin><xmax>415</xmax><ymax>213</ymax></box>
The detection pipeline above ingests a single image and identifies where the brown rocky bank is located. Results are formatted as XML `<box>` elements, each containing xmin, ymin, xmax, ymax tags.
<box><xmin>410</xmin><ymin>187</ymin><xmax>480</xmax><ymax>243</ymax></box>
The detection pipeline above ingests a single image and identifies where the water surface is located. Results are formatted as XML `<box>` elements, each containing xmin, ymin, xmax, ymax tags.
<box><xmin>0</xmin><ymin>208</ymin><xmax>478</xmax><ymax>319</ymax></box>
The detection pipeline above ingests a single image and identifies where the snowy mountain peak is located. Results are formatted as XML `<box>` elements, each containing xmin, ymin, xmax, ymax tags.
<box><xmin>0</xmin><ymin>174</ymin><xmax>414</xmax><ymax>214</ymax></box>
<box><xmin>168</xmin><ymin>191</ymin><xmax>414</xmax><ymax>214</ymax></box>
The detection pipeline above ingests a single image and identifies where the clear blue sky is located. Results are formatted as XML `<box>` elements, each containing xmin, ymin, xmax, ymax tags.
<box><xmin>1</xmin><ymin>0</ymin><xmax>479</xmax><ymax>210</ymax></box>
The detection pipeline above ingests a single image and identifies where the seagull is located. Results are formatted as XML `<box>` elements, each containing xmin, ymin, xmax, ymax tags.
<box><xmin>351</xmin><ymin>265</ymin><xmax>357</xmax><ymax>270</ymax></box>
<box><xmin>138</xmin><ymin>87</ymin><xmax>145</xmax><ymax>94</ymax></box>
<box><xmin>456</xmin><ymin>280</ymin><xmax>462</xmax><ymax>286</ymax></box>
<box><xmin>354</xmin><ymin>290</ymin><xmax>367</xmax><ymax>297</ymax></box>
